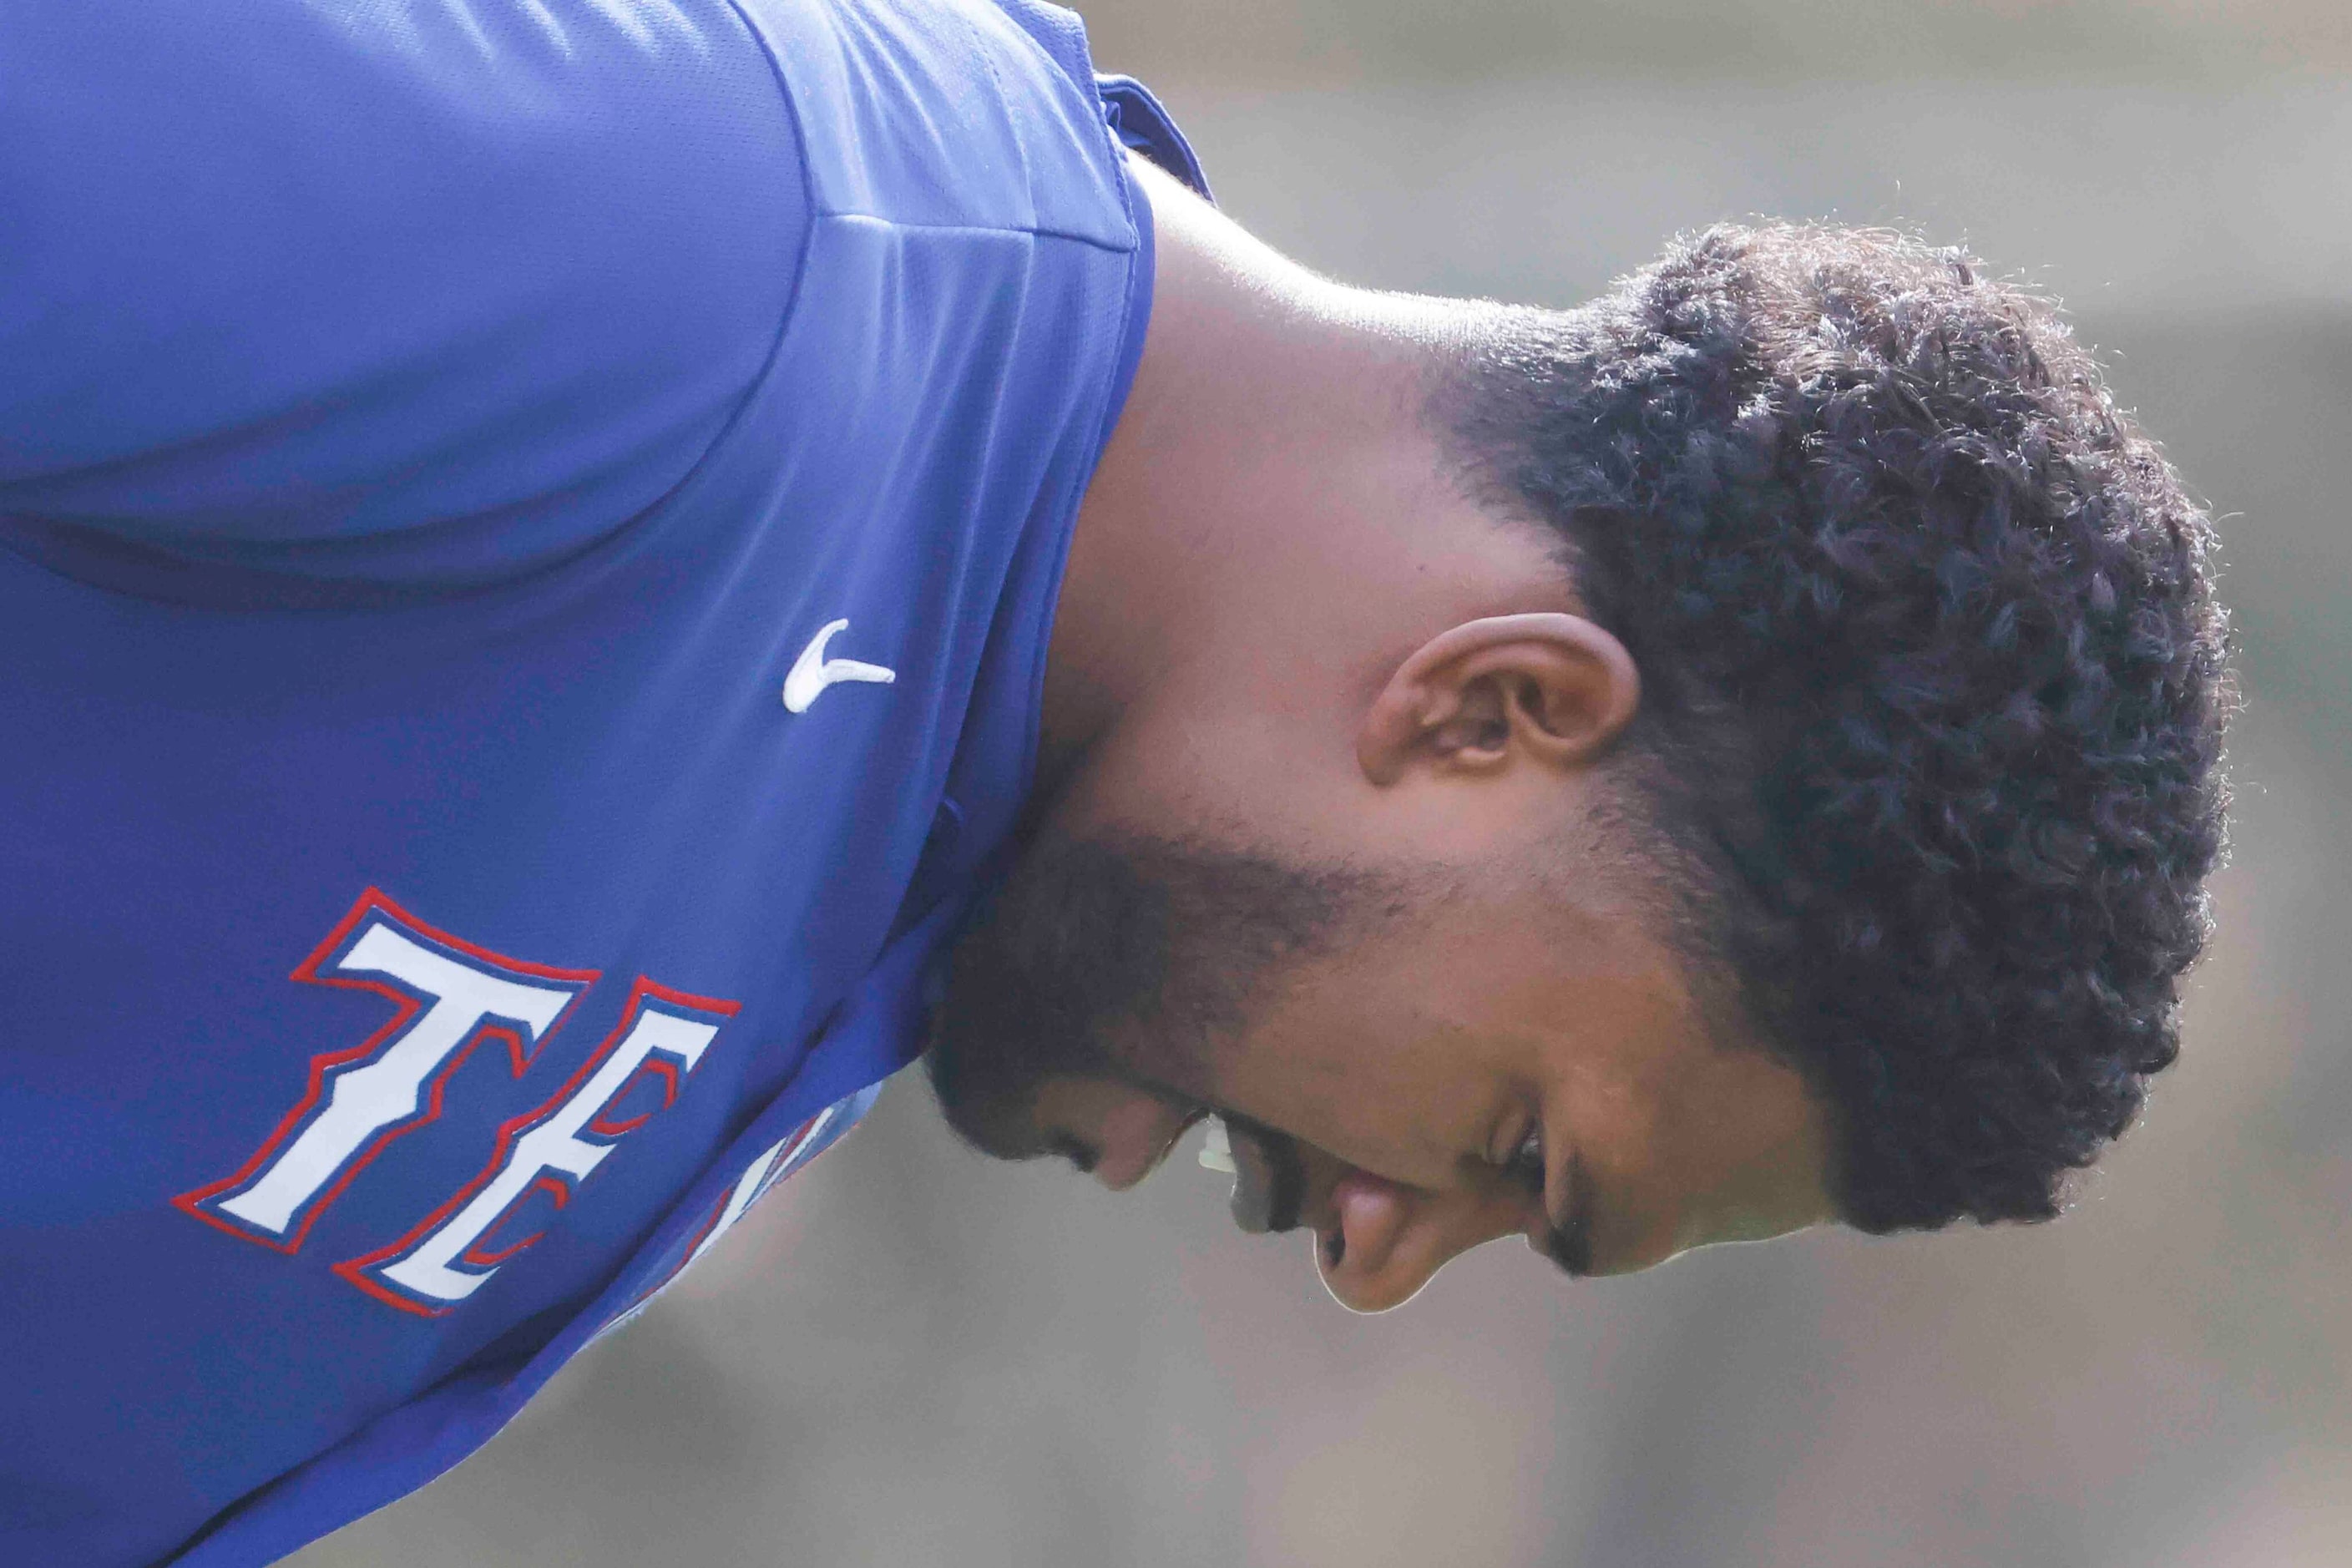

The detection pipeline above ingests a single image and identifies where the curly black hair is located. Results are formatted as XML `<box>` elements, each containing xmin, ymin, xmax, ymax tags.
<box><xmin>1439</xmin><ymin>223</ymin><xmax>2230</xmax><ymax>1233</ymax></box>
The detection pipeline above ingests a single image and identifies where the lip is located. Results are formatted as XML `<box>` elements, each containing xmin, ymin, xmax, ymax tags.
<box><xmin>1222</xmin><ymin>1117</ymin><xmax>1304</xmax><ymax>1234</ymax></box>
<box><xmin>1226</xmin><ymin>1120</ymin><xmax>1281</xmax><ymax>1232</ymax></box>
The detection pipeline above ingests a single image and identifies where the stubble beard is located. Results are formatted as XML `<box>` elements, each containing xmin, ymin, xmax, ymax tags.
<box><xmin>924</xmin><ymin>832</ymin><xmax>1369</xmax><ymax>1160</ymax></box>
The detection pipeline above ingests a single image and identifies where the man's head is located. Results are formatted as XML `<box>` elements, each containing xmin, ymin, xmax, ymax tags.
<box><xmin>929</xmin><ymin>204</ymin><xmax>2228</xmax><ymax>1311</ymax></box>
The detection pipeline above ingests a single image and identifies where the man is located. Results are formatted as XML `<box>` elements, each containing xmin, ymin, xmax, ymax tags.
<box><xmin>0</xmin><ymin>0</ymin><xmax>2225</xmax><ymax>1563</ymax></box>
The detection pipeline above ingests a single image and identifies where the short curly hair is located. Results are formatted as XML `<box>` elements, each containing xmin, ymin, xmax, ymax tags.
<box><xmin>1439</xmin><ymin>223</ymin><xmax>2230</xmax><ymax>1233</ymax></box>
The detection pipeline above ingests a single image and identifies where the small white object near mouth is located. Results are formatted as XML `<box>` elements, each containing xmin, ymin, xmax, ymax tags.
<box><xmin>1197</xmin><ymin>1115</ymin><xmax>1237</xmax><ymax>1174</ymax></box>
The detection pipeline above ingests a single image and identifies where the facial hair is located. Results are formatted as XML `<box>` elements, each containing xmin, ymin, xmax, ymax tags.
<box><xmin>925</xmin><ymin>833</ymin><xmax>1374</xmax><ymax>1160</ymax></box>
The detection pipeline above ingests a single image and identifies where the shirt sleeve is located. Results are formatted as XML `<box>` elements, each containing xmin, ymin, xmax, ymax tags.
<box><xmin>0</xmin><ymin>0</ymin><xmax>812</xmax><ymax>589</ymax></box>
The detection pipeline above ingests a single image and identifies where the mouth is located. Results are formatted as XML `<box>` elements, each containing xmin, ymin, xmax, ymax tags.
<box><xmin>1206</xmin><ymin>1113</ymin><xmax>1307</xmax><ymax>1235</ymax></box>
<box><xmin>1202</xmin><ymin>1115</ymin><xmax>1349</xmax><ymax>1272</ymax></box>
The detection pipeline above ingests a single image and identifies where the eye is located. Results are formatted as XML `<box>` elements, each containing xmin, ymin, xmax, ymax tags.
<box><xmin>1501</xmin><ymin>1125</ymin><xmax>1546</xmax><ymax>1199</ymax></box>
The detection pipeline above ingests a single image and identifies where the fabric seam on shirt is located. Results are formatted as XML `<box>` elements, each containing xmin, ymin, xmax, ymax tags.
<box><xmin>957</xmin><ymin>6</ymin><xmax>1031</xmax><ymax>232</ymax></box>
<box><xmin>811</xmin><ymin>209</ymin><xmax>1136</xmax><ymax>253</ymax></box>
<box><xmin>672</xmin><ymin>0</ymin><xmax>823</xmax><ymax>508</ymax></box>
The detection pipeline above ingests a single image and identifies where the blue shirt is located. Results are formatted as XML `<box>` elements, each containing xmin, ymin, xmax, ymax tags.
<box><xmin>0</xmin><ymin>3</ymin><xmax>1205</xmax><ymax>1562</ymax></box>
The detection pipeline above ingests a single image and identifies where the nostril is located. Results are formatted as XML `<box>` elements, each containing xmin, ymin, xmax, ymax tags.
<box><xmin>1322</xmin><ymin>1227</ymin><xmax>1346</xmax><ymax>1269</ymax></box>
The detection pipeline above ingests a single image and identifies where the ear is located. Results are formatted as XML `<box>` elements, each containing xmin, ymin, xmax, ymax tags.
<box><xmin>1357</xmin><ymin>614</ymin><xmax>1640</xmax><ymax>787</ymax></box>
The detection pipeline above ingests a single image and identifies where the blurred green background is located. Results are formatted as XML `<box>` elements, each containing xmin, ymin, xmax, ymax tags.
<box><xmin>301</xmin><ymin>3</ymin><xmax>2352</xmax><ymax>1563</ymax></box>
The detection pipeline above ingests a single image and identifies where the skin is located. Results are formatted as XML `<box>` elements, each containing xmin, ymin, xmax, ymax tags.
<box><xmin>946</xmin><ymin>158</ymin><xmax>1840</xmax><ymax>1313</ymax></box>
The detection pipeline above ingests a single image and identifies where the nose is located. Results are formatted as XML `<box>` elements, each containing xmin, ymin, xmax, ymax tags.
<box><xmin>1304</xmin><ymin>1156</ymin><xmax>1532</xmax><ymax>1313</ymax></box>
<box><xmin>1029</xmin><ymin>1076</ymin><xmax>1199</xmax><ymax>1191</ymax></box>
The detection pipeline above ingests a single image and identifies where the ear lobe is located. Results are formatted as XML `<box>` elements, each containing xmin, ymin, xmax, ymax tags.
<box><xmin>1358</xmin><ymin>613</ymin><xmax>1640</xmax><ymax>787</ymax></box>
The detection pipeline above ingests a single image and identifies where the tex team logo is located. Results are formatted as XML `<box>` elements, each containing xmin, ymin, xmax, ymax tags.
<box><xmin>175</xmin><ymin>889</ymin><xmax>737</xmax><ymax>1318</ymax></box>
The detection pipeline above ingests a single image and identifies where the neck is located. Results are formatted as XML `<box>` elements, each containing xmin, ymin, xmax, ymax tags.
<box><xmin>1039</xmin><ymin>159</ymin><xmax>1546</xmax><ymax>802</ymax></box>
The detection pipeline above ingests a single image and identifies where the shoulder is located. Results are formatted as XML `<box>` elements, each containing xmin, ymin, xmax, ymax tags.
<box><xmin>0</xmin><ymin>1</ymin><xmax>815</xmax><ymax>571</ymax></box>
<box><xmin>732</xmin><ymin>0</ymin><xmax>1136</xmax><ymax>248</ymax></box>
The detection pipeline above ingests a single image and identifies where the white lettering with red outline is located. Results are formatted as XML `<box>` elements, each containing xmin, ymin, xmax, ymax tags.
<box><xmin>336</xmin><ymin>977</ymin><xmax>738</xmax><ymax>1316</ymax></box>
<box><xmin>174</xmin><ymin>889</ymin><xmax>597</xmax><ymax>1252</ymax></box>
<box><xmin>592</xmin><ymin>1100</ymin><xmax>847</xmax><ymax>1342</ymax></box>
<box><xmin>680</xmin><ymin>1102</ymin><xmax>842</xmax><ymax>1277</ymax></box>
<box><xmin>180</xmin><ymin>891</ymin><xmax>746</xmax><ymax>1320</ymax></box>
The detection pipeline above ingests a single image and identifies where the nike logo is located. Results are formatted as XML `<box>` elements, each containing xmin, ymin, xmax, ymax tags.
<box><xmin>781</xmin><ymin>618</ymin><xmax>897</xmax><ymax>713</ymax></box>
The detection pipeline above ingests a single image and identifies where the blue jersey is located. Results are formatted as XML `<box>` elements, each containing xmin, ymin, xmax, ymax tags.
<box><xmin>0</xmin><ymin>3</ymin><xmax>1205</xmax><ymax>1563</ymax></box>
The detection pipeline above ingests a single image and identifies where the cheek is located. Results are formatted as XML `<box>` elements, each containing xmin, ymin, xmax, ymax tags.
<box><xmin>1204</xmin><ymin>966</ymin><xmax>1484</xmax><ymax>1189</ymax></box>
<box><xmin>1574</xmin><ymin>1041</ymin><xmax>1834</xmax><ymax>1263</ymax></box>
<box><xmin>1046</xmin><ymin>696</ymin><xmax>1224</xmax><ymax>840</ymax></box>
<box><xmin>1055</xmin><ymin>684</ymin><xmax>1366</xmax><ymax>854</ymax></box>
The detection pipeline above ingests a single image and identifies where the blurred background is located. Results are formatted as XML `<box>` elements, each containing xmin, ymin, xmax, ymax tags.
<box><xmin>300</xmin><ymin>3</ymin><xmax>2352</xmax><ymax>1564</ymax></box>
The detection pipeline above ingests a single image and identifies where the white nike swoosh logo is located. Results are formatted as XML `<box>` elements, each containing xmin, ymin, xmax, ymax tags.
<box><xmin>781</xmin><ymin>618</ymin><xmax>897</xmax><ymax>713</ymax></box>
